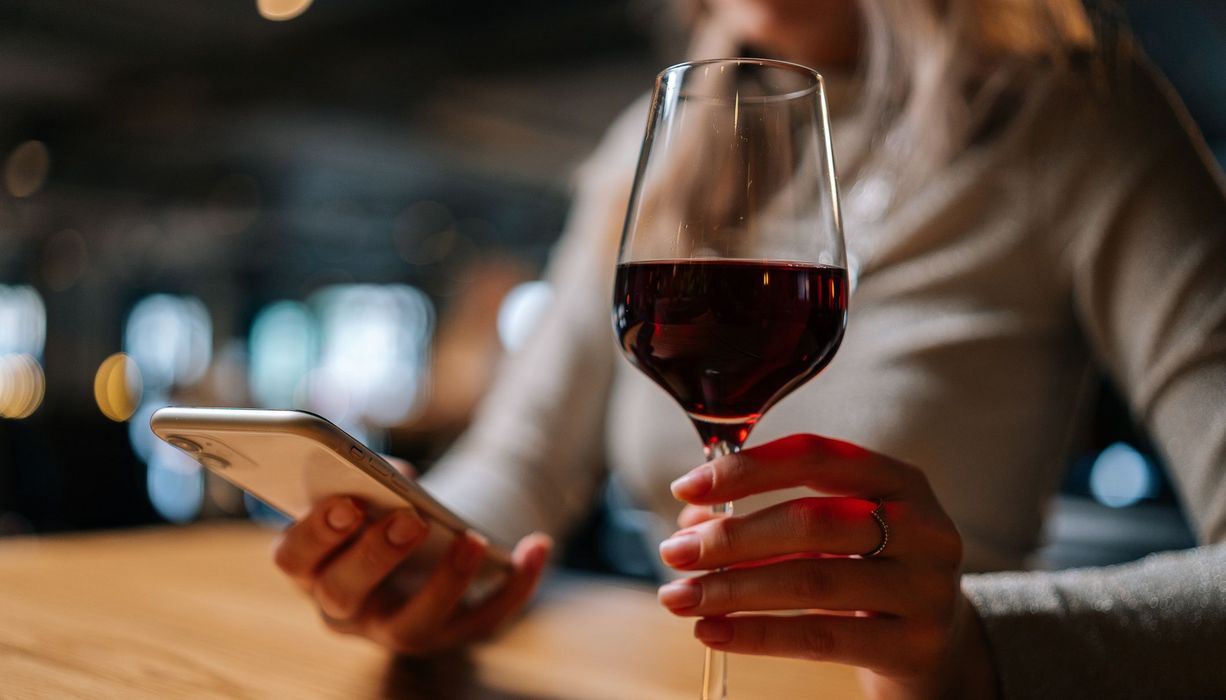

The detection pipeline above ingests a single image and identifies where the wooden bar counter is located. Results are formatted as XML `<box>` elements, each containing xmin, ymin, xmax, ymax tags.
<box><xmin>0</xmin><ymin>524</ymin><xmax>865</xmax><ymax>698</ymax></box>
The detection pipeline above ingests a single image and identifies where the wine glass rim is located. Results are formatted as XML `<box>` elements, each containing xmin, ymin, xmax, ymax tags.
<box><xmin>619</xmin><ymin>257</ymin><xmax>846</xmax><ymax>268</ymax></box>
<box><xmin>657</xmin><ymin>57</ymin><xmax>825</xmax><ymax>102</ymax></box>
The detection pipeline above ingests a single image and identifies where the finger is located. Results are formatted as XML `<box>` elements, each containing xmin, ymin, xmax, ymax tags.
<box><xmin>658</xmin><ymin>557</ymin><xmax>909</xmax><ymax>617</ymax></box>
<box><xmin>677</xmin><ymin>504</ymin><xmax>719</xmax><ymax>529</ymax></box>
<box><xmin>273</xmin><ymin>496</ymin><xmax>365</xmax><ymax>589</ymax></box>
<box><xmin>441</xmin><ymin>533</ymin><xmax>553</xmax><ymax>644</ymax></box>
<box><xmin>670</xmin><ymin>434</ymin><xmax>920</xmax><ymax>505</ymax></box>
<box><xmin>692</xmin><ymin>614</ymin><xmax>908</xmax><ymax>673</ymax></box>
<box><xmin>375</xmin><ymin>530</ymin><xmax>489</xmax><ymax>653</ymax></box>
<box><xmin>312</xmin><ymin>508</ymin><xmax>430</xmax><ymax>620</ymax></box>
<box><xmin>661</xmin><ymin>497</ymin><xmax>891</xmax><ymax>570</ymax></box>
<box><xmin>381</xmin><ymin>455</ymin><xmax>417</xmax><ymax>479</ymax></box>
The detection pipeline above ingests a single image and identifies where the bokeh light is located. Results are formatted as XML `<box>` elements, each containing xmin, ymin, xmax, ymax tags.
<box><xmin>124</xmin><ymin>294</ymin><xmax>212</xmax><ymax>390</ymax></box>
<box><xmin>309</xmin><ymin>284</ymin><xmax>434</xmax><ymax>426</ymax></box>
<box><xmin>3</xmin><ymin>140</ymin><xmax>50</xmax><ymax>198</ymax></box>
<box><xmin>497</xmin><ymin>280</ymin><xmax>553</xmax><ymax>351</ymax></box>
<box><xmin>147</xmin><ymin>441</ymin><xmax>204</xmax><ymax>524</ymax></box>
<box><xmin>94</xmin><ymin>353</ymin><xmax>143</xmax><ymax>422</ymax></box>
<box><xmin>0</xmin><ymin>285</ymin><xmax>46</xmax><ymax>357</ymax></box>
<box><xmin>0</xmin><ymin>354</ymin><xmax>46</xmax><ymax>419</ymax></box>
<box><xmin>128</xmin><ymin>395</ymin><xmax>170</xmax><ymax>463</ymax></box>
<box><xmin>0</xmin><ymin>286</ymin><xmax>48</xmax><ymax>420</ymax></box>
<box><xmin>249</xmin><ymin>300</ymin><xmax>318</xmax><ymax>408</ymax></box>
<box><xmin>256</xmin><ymin>0</ymin><xmax>313</xmax><ymax>22</ymax></box>
<box><xmin>1089</xmin><ymin>442</ymin><xmax>1157</xmax><ymax>508</ymax></box>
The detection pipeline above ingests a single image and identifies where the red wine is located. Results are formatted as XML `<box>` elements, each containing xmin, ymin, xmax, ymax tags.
<box><xmin>613</xmin><ymin>259</ymin><xmax>847</xmax><ymax>447</ymax></box>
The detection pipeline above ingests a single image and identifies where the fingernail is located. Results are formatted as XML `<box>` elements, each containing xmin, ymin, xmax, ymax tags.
<box><xmin>527</xmin><ymin>542</ymin><xmax>550</xmax><ymax>570</ymax></box>
<box><xmin>326</xmin><ymin>500</ymin><xmax>359</xmax><ymax>531</ymax></box>
<box><xmin>386</xmin><ymin>509</ymin><xmax>427</xmax><ymax>547</ymax></box>
<box><xmin>670</xmin><ymin>464</ymin><xmax>713</xmax><ymax>500</ymax></box>
<box><xmin>659</xmin><ymin>533</ymin><xmax>700</xmax><ymax>567</ymax></box>
<box><xmin>695</xmin><ymin>617</ymin><xmax>733</xmax><ymax>644</ymax></box>
<box><xmin>454</xmin><ymin>532</ymin><xmax>488</xmax><ymax>573</ymax></box>
<box><xmin>658</xmin><ymin>580</ymin><xmax>702</xmax><ymax>610</ymax></box>
<box><xmin>522</xmin><ymin>536</ymin><xmax>551</xmax><ymax>568</ymax></box>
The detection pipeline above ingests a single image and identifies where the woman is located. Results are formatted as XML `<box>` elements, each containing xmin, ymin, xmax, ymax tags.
<box><xmin>272</xmin><ymin>1</ymin><xmax>1226</xmax><ymax>697</ymax></box>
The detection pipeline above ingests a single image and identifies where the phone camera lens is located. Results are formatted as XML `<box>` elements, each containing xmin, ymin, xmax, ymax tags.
<box><xmin>198</xmin><ymin>454</ymin><xmax>230</xmax><ymax>470</ymax></box>
<box><xmin>168</xmin><ymin>436</ymin><xmax>202</xmax><ymax>453</ymax></box>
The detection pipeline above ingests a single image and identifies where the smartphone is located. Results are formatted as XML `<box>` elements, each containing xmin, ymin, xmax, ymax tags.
<box><xmin>150</xmin><ymin>407</ymin><xmax>510</xmax><ymax>593</ymax></box>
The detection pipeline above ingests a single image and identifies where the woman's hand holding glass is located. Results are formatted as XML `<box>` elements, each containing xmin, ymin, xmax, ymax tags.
<box><xmin>271</xmin><ymin>458</ymin><xmax>552</xmax><ymax>655</ymax></box>
<box><xmin>658</xmin><ymin>434</ymin><xmax>999</xmax><ymax>699</ymax></box>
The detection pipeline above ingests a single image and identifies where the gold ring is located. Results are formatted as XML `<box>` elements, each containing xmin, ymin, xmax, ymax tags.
<box><xmin>863</xmin><ymin>499</ymin><xmax>889</xmax><ymax>558</ymax></box>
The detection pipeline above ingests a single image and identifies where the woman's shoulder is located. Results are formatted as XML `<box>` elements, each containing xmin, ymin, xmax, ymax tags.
<box><xmin>985</xmin><ymin>48</ymin><xmax>1224</xmax><ymax>253</ymax></box>
<box><xmin>1017</xmin><ymin>50</ymin><xmax>1216</xmax><ymax>174</ymax></box>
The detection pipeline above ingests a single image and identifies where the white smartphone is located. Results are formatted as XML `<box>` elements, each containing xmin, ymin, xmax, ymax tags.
<box><xmin>150</xmin><ymin>407</ymin><xmax>511</xmax><ymax>591</ymax></box>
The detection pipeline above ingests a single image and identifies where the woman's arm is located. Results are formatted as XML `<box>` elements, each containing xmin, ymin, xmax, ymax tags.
<box><xmin>421</xmin><ymin>97</ymin><xmax>648</xmax><ymax>545</ymax></box>
<box><xmin>966</xmin><ymin>60</ymin><xmax>1226</xmax><ymax>698</ymax></box>
<box><xmin>1069</xmin><ymin>112</ymin><xmax>1226</xmax><ymax>544</ymax></box>
<box><xmin>964</xmin><ymin>545</ymin><xmax>1226</xmax><ymax>697</ymax></box>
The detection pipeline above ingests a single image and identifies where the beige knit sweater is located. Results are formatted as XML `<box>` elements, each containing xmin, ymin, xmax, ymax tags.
<box><xmin>424</xmin><ymin>55</ymin><xmax>1226</xmax><ymax>697</ymax></box>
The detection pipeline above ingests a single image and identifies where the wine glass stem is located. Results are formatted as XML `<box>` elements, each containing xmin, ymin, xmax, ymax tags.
<box><xmin>701</xmin><ymin>439</ymin><xmax>738</xmax><ymax>700</ymax></box>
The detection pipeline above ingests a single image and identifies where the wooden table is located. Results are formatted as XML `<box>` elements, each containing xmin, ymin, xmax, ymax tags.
<box><xmin>0</xmin><ymin>524</ymin><xmax>865</xmax><ymax>699</ymax></box>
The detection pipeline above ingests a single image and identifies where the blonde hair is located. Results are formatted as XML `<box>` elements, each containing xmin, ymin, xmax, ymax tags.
<box><xmin>855</xmin><ymin>0</ymin><xmax>1098</xmax><ymax>175</ymax></box>
<box><xmin>679</xmin><ymin>0</ymin><xmax>1109</xmax><ymax>187</ymax></box>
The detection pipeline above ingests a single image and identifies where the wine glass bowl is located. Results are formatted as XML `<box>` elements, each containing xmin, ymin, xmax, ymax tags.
<box><xmin>613</xmin><ymin>258</ymin><xmax>847</xmax><ymax>448</ymax></box>
<box><xmin>611</xmin><ymin>58</ymin><xmax>847</xmax><ymax>700</ymax></box>
<box><xmin>613</xmin><ymin>58</ymin><xmax>847</xmax><ymax>451</ymax></box>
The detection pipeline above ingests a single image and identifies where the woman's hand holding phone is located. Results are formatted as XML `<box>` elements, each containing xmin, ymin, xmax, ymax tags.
<box><xmin>272</xmin><ymin>459</ymin><xmax>553</xmax><ymax>654</ymax></box>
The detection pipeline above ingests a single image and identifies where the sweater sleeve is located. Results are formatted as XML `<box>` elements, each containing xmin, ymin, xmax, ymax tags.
<box><xmin>419</xmin><ymin>98</ymin><xmax>647</xmax><ymax>547</ymax></box>
<box><xmin>964</xmin><ymin>62</ymin><xmax>1226</xmax><ymax>698</ymax></box>
<box><xmin>964</xmin><ymin>544</ymin><xmax>1226</xmax><ymax>698</ymax></box>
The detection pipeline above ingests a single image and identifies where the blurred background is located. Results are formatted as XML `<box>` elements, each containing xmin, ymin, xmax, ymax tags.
<box><xmin>0</xmin><ymin>0</ymin><xmax>1222</xmax><ymax>574</ymax></box>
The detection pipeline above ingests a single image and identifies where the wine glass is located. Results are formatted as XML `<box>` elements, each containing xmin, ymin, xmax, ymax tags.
<box><xmin>611</xmin><ymin>58</ymin><xmax>847</xmax><ymax>700</ymax></box>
